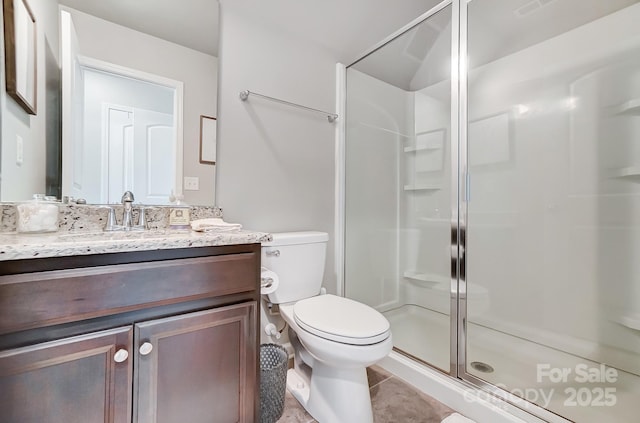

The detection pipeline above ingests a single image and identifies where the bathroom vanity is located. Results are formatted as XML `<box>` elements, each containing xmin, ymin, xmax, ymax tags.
<box><xmin>0</xmin><ymin>230</ymin><xmax>269</xmax><ymax>423</ymax></box>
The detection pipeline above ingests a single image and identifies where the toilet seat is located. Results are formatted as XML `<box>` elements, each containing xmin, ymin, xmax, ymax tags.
<box><xmin>293</xmin><ymin>295</ymin><xmax>390</xmax><ymax>345</ymax></box>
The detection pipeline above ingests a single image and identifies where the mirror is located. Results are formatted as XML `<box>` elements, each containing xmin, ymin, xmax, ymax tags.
<box><xmin>0</xmin><ymin>0</ymin><xmax>219</xmax><ymax>205</ymax></box>
<box><xmin>63</xmin><ymin>54</ymin><xmax>183</xmax><ymax>205</ymax></box>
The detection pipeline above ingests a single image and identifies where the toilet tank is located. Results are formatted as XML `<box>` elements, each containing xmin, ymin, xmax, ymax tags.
<box><xmin>262</xmin><ymin>231</ymin><xmax>328</xmax><ymax>304</ymax></box>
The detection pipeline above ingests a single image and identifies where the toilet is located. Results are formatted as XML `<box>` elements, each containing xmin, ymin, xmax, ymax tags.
<box><xmin>262</xmin><ymin>231</ymin><xmax>393</xmax><ymax>423</ymax></box>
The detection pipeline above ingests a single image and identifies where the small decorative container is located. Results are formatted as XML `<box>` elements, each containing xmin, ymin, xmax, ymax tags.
<box><xmin>168</xmin><ymin>195</ymin><xmax>190</xmax><ymax>230</ymax></box>
<box><xmin>169</xmin><ymin>205</ymin><xmax>190</xmax><ymax>229</ymax></box>
<box><xmin>16</xmin><ymin>194</ymin><xmax>59</xmax><ymax>233</ymax></box>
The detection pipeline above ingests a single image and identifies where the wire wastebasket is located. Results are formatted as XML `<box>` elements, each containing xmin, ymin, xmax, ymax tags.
<box><xmin>260</xmin><ymin>343</ymin><xmax>288</xmax><ymax>423</ymax></box>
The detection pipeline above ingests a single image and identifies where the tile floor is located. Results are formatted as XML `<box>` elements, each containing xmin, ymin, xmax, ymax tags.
<box><xmin>277</xmin><ymin>366</ymin><xmax>457</xmax><ymax>423</ymax></box>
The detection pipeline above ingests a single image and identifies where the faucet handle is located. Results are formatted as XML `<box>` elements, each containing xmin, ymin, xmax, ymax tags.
<box><xmin>101</xmin><ymin>206</ymin><xmax>118</xmax><ymax>231</ymax></box>
<box><xmin>136</xmin><ymin>207</ymin><xmax>148</xmax><ymax>230</ymax></box>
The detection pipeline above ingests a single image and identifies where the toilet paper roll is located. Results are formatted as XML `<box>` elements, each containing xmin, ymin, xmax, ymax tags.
<box><xmin>260</xmin><ymin>267</ymin><xmax>279</xmax><ymax>295</ymax></box>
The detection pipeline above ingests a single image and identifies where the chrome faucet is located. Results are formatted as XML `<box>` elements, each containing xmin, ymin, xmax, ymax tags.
<box><xmin>103</xmin><ymin>191</ymin><xmax>147</xmax><ymax>231</ymax></box>
<box><xmin>121</xmin><ymin>191</ymin><xmax>135</xmax><ymax>229</ymax></box>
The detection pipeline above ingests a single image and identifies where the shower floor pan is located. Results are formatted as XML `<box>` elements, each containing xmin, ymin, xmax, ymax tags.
<box><xmin>384</xmin><ymin>304</ymin><xmax>639</xmax><ymax>423</ymax></box>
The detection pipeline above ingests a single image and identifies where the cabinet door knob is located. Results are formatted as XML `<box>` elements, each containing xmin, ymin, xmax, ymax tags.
<box><xmin>114</xmin><ymin>348</ymin><xmax>129</xmax><ymax>363</ymax></box>
<box><xmin>139</xmin><ymin>342</ymin><xmax>154</xmax><ymax>356</ymax></box>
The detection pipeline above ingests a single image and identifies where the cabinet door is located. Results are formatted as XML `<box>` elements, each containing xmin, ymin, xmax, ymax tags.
<box><xmin>134</xmin><ymin>302</ymin><xmax>257</xmax><ymax>423</ymax></box>
<box><xmin>0</xmin><ymin>326</ymin><xmax>133</xmax><ymax>423</ymax></box>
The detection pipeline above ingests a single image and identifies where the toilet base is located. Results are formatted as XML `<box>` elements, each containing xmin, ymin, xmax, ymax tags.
<box><xmin>287</xmin><ymin>364</ymin><xmax>374</xmax><ymax>423</ymax></box>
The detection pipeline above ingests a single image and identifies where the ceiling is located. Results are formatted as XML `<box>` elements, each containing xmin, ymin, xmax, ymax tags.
<box><xmin>221</xmin><ymin>0</ymin><xmax>444</xmax><ymax>64</ymax></box>
<box><xmin>58</xmin><ymin>0</ymin><xmax>220</xmax><ymax>56</ymax></box>
<box><xmin>351</xmin><ymin>0</ymin><xmax>640</xmax><ymax>91</ymax></box>
<box><xmin>57</xmin><ymin>0</ymin><xmax>443</xmax><ymax>63</ymax></box>
<box><xmin>55</xmin><ymin>0</ymin><xmax>637</xmax><ymax>89</ymax></box>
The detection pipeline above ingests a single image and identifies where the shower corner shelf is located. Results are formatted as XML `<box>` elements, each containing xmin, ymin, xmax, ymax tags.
<box><xmin>404</xmin><ymin>145</ymin><xmax>441</xmax><ymax>153</ymax></box>
<box><xmin>403</xmin><ymin>270</ymin><xmax>448</xmax><ymax>285</ymax></box>
<box><xmin>610</xmin><ymin>166</ymin><xmax>640</xmax><ymax>180</ymax></box>
<box><xmin>612</xmin><ymin>311</ymin><xmax>640</xmax><ymax>331</ymax></box>
<box><xmin>611</xmin><ymin>99</ymin><xmax>640</xmax><ymax>116</ymax></box>
<box><xmin>403</xmin><ymin>184</ymin><xmax>441</xmax><ymax>192</ymax></box>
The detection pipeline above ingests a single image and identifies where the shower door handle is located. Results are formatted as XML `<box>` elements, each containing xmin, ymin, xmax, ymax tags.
<box><xmin>451</xmin><ymin>244</ymin><xmax>465</xmax><ymax>260</ymax></box>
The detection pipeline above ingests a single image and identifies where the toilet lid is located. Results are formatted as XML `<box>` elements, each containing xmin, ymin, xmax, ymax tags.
<box><xmin>293</xmin><ymin>295</ymin><xmax>390</xmax><ymax>345</ymax></box>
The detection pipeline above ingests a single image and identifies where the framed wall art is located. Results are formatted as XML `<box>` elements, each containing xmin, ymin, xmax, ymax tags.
<box><xmin>2</xmin><ymin>0</ymin><xmax>37</xmax><ymax>115</ymax></box>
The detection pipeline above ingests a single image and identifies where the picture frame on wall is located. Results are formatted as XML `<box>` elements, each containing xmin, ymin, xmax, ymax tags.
<box><xmin>199</xmin><ymin>115</ymin><xmax>217</xmax><ymax>165</ymax></box>
<box><xmin>2</xmin><ymin>0</ymin><xmax>37</xmax><ymax>115</ymax></box>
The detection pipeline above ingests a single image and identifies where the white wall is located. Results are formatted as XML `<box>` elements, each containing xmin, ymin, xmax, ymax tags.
<box><xmin>64</xmin><ymin>7</ymin><xmax>218</xmax><ymax>205</ymax></box>
<box><xmin>216</xmin><ymin>4</ymin><xmax>337</xmax><ymax>294</ymax></box>
<box><xmin>1</xmin><ymin>0</ymin><xmax>60</xmax><ymax>201</ymax></box>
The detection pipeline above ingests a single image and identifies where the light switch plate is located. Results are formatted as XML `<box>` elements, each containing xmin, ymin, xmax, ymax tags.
<box><xmin>184</xmin><ymin>176</ymin><xmax>199</xmax><ymax>191</ymax></box>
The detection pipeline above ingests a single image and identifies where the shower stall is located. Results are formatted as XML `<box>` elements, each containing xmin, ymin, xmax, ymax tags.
<box><xmin>342</xmin><ymin>0</ymin><xmax>640</xmax><ymax>421</ymax></box>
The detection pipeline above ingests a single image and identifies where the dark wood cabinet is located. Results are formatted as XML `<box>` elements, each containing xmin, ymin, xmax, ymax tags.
<box><xmin>0</xmin><ymin>326</ymin><xmax>133</xmax><ymax>423</ymax></box>
<box><xmin>134</xmin><ymin>302</ymin><xmax>256</xmax><ymax>423</ymax></box>
<box><xmin>0</xmin><ymin>244</ymin><xmax>260</xmax><ymax>423</ymax></box>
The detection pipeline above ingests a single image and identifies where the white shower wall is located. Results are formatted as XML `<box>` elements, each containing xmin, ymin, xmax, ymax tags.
<box><xmin>401</xmin><ymin>85</ymin><xmax>452</xmax><ymax>317</ymax></box>
<box><xmin>465</xmin><ymin>3</ymin><xmax>640</xmax><ymax>377</ymax></box>
<box><xmin>344</xmin><ymin>69</ymin><xmax>413</xmax><ymax>310</ymax></box>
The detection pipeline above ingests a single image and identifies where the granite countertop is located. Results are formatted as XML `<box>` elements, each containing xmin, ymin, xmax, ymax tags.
<box><xmin>0</xmin><ymin>229</ymin><xmax>272</xmax><ymax>261</ymax></box>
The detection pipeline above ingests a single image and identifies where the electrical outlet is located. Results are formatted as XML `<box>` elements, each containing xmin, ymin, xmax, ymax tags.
<box><xmin>16</xmin><ymin>135</ymin><xmax>23</xmax><ymax>166</ymax></box>
<box><xmin>184</xmin><ymin>176</ymin><xmax>199</xmax><ymax>191</ymax></box>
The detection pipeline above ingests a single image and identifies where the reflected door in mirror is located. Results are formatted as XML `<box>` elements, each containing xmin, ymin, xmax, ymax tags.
<box><xmin>106</xmin><ymin>106</ymin><xmax>174</xmax><ymax>204</ymax></box>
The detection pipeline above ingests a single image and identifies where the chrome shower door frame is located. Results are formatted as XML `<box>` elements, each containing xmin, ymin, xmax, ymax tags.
<box><xmin>341</xmin><ymin>1</ymin><xmax>572</xmax><ymax>421</ymax></box>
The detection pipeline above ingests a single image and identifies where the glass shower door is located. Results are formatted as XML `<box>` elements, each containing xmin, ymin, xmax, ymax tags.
<box><xmin>464</xmin><ymin>1</ymin><xmax>640</xmax><ymax>421</ymax></box>
<box><xmin>345</xmin><ymin>3</ymin><xmax>453</xmax><ymax>372</ymax></box>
